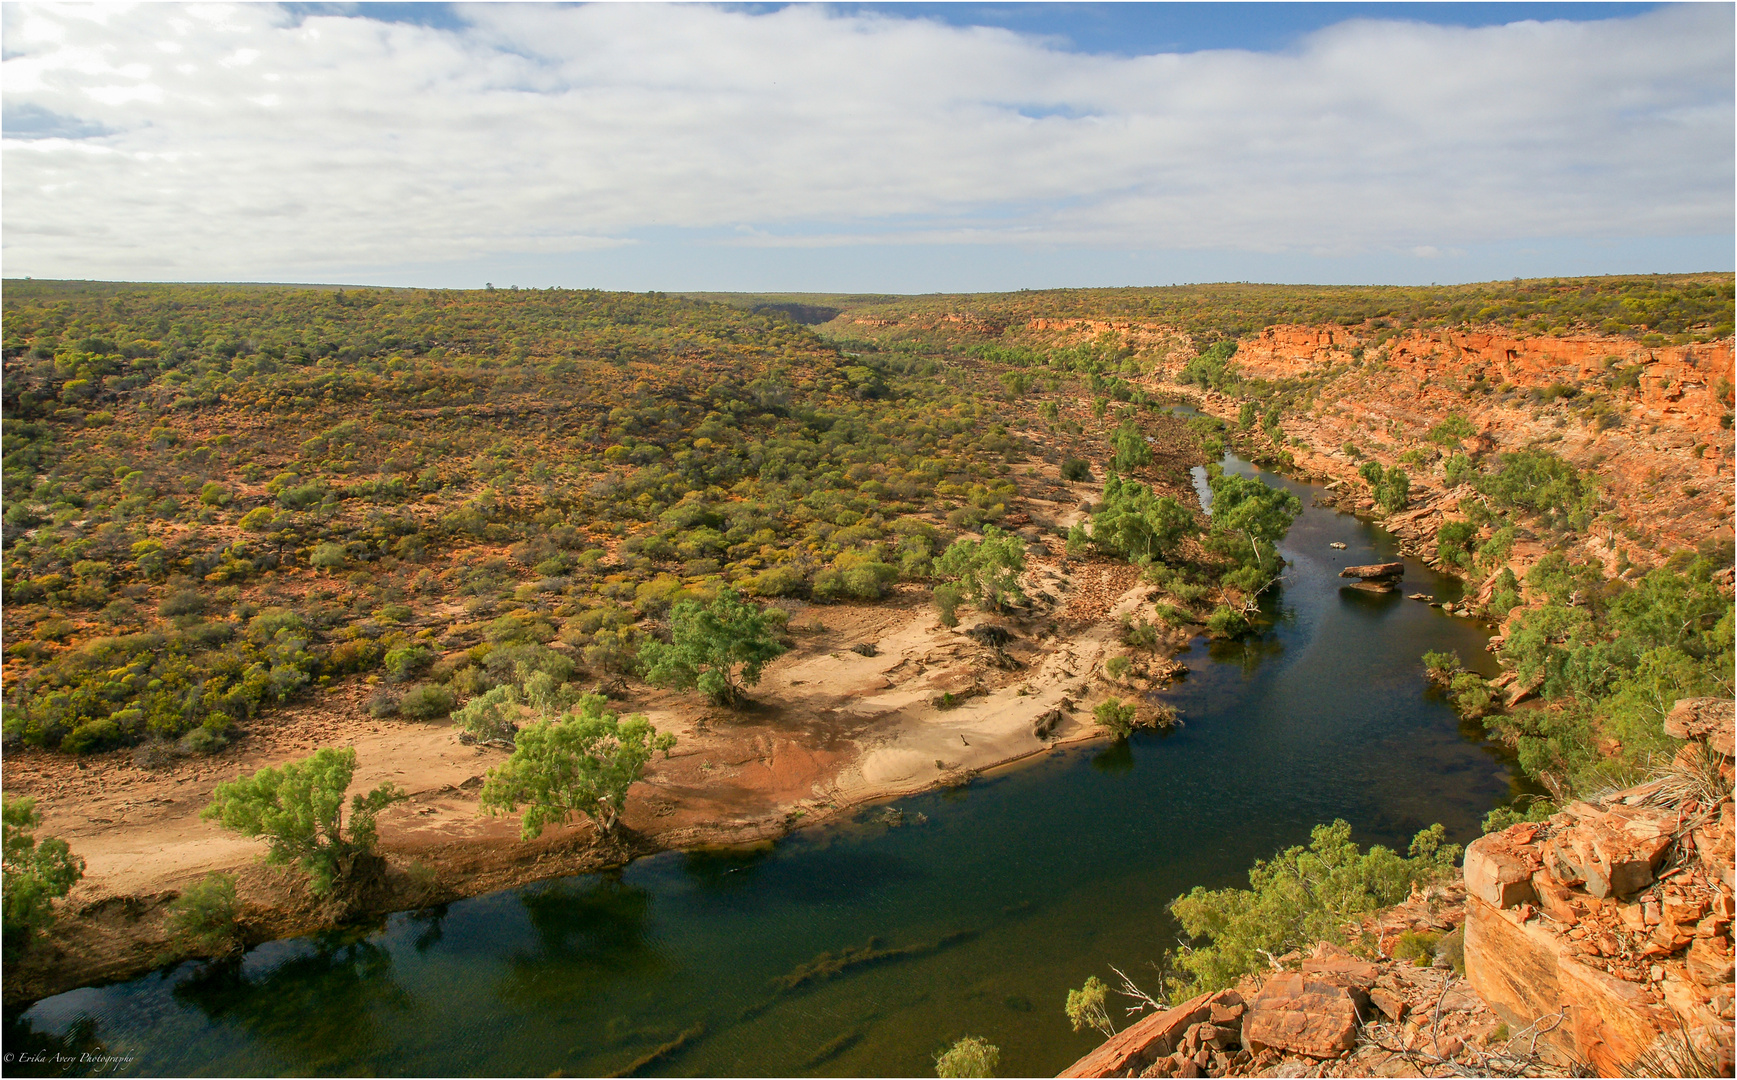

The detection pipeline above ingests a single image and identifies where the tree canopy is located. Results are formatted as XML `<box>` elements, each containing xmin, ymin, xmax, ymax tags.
<box><xmin>2</xmin><ymin>796</ymin><xmax>83</xmax><ymax>952</ymax></box>
<box><xmin>201</xmin><ymin>747</ymin><xmax>405</xmax><ymax>894</ymax></box>
<box><xmin>935</xmin><ymin>525</ymin><xmax>1026</xmax><ymax>611</ymax></box>
<box><xmin>1206</xmin><ymin>471</ymin><xmax>1301</xmax><ymax>573</ymax></box>
<box><xmin>479</xmin><ymin>694</ymin><xmax>675</xmax><ymax>839</ymax></box>
<box><xmin>639</xmin><ymin>587</ymin><xmax>787</xmax><ymax>706</ymax></box>
<box><xmin>1091</xmin><ymin>475</ymin><xmax>1198</xmax><ymax>566</ymax></box>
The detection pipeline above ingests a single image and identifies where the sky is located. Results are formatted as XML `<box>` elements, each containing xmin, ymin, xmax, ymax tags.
<box><xmin>2</xmin><ymin>1</ymin><xmax>1731</xmax><ymax>293</ymax></box>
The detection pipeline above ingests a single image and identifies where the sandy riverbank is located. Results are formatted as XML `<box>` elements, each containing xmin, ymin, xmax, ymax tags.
<box><xmin>3</xmin><ymin>539</ymin><xmax>1193</xmax><ymax>1005</ymax></box>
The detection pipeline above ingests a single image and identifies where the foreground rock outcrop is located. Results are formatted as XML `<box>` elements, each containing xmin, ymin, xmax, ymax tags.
<box><xmin>1061</xmin><ymin>882</ymin><xmax>1551</xmax><ymax>1078</ymax></box>
<box><xmin>1463</xmin><ymin>699</ymin><xmax>1735</xmax><ymax>1076</ymax></box>
<box><xmin>1062</xmin><ymin>702</ymin><xmax>1735</xmax><ymax>1079</ymax></box>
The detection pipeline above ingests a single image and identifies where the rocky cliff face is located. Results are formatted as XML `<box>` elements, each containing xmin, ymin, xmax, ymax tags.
<box><xmin>1192</xmin><ymin>325</ymin><xmax>1734</xmax><ymax>574</ymax></box>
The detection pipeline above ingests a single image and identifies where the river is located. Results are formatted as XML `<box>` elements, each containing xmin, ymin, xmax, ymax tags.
<box><xmin>7</xmin><ymin>450</ymin><xmax>1525</xmax><ymax>1078</ymax></box>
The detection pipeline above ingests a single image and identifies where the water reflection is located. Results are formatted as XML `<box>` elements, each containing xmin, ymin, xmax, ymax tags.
<box><xmin>15</xmin><ymin>443</ymin><xmax>1530</xmax><ymax>1079</ymax></box>
<box><xmin>405</xmin><ymin>905</ymin><xmax>448</xmax><ymax>954</ymax></box>
<box><xmin>1090</xmin><ymin>740</ymin><xmax>1135</xmax><ymax>774</ymax></box>
<box><xmin>2</xmin><ymin>1011</ymin><xmax>108</xmax><ymax>1078</ymax></box>
<box><xmin>172</xmin><ymin>935</ymin><xmax>408</xmax><ymax>1073</ymax></box>
<box><xmin>1336</xmin><ymin>584</ymin><xmax>1404</xmax><ymax>614</ymax></box>
<box><xmin>680</xmin><ymin>845</ymin><xmax>775</xmax><ymax>895</ymax></box>
<box><xmin>1203</xmin><ymin>629</ymin><xmax>1286</xmax><ymax>675</ymax></box>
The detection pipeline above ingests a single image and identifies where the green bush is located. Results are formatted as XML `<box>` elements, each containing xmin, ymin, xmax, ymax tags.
<box><xmin>1436</xmin><ymin>520</ymin><xmax>1478</xmax><ymax>571</ymax></box>
<box><xmin>3</xmin><ymin>797</ymin><xmax>84</xmax><ymax>953</ymax></box>
<box><xmin>743</xmin><ymin>563</ymin><xmax>808</xmax><ymax>598</ymax></box>
<box><xmin>1168</xmin><ymin>821</ymin><xmax>1460</xmax><ymax>995</ymax></box>
<box><xmin>1442</xmin><ymin>453</ymin><xmax>1478</xmax><ymax>488</ymax></box>
<box><xmin>1065</xmin><ymin>975</ymin><xmax>1114</xmax><ymax>1037</ymax></box>
<box><xmin>1104</xmin><ymin>656</ymin><xmax>1132</xmax><ymax>680</ymax></box>
<box><xmin>1093</xmin><ymin>698</ymin><xmax>1138</xmax><ymax>739</ymax></box>
<box><xmin>1110</xmin><ymin>421</ymin><xmax>1153</xmax><ymax>474</ymax></box>
<box><xmin>1091</xmin><ymin>475</ymin><xmax>1197</xmax><ymax>566</ymax></box>
<box><xmin>163</xmin><ymin>872</ymin><xmax>241</xmax><ymax>955</ymax></box>
<box><xmin>1374</xmin><ymin>468</ymin><xmax>1410</xmax><ymax>514</ymax></box>
<box><xmin>1060</xmin><ymin>457</ymin><xmax>1092</xmax><ymax>482</ymax></box>
<box><xmin>934</xmin><ymin>1036</ymin><xmax>999</xmax><ymax>1079</ymax></box>
<box><xmin>383</xmin><ymin>644</ymin><xmax>434</xmax><ymax>682</ymax></box>
<box><xmin>1477</xmin><ymin>449</ymin><xmax>1597</xmax><ymax>531</ymax></box>
<box><xmin>1205</xmin><ymin>605</ymin><xmax>1250</xmax><ymax>638</ymax></box>
<box><xmin>309</xmin><ymin>542</ymin><xmax>347</xmax><ymax>571</ymax></box>
<box><xmin>202</xmin><ymin>747</ymin><xmax>405</xmax><ymax>895</ymax></box>
<box><xmin>1421</xmin><ymin>650</ymin><xmax>1460</xmax><ymax>685</ymax></box>
<box><xmin>479</xmin><ymin>694</ymin><xmax>674</xmax><ymax>838</ymax></box>
<box><xmin>1176</xmin><ymin>341</ymin><xmax>1239</xmax><ymax>392</ymax></box>
<box><xmin>1448</xmin><ymin>672</ymin><xmax>1498</xmax><ymax>719</ymax></box>
<box><xmin>239</xmin><ymin>506</ymin><xmax>276</xmax><ymax>531</ymax></box>
<box><xmin>1426</xmin><ymin>413</ymin><xmax>1477</xmax><ymax>446</ymax></box>
<box><xmin>1436</xmin><ymin>926</ymin><xmax>1465</xmax><ymax>976</ymax></box>
<box><xmin>1482</xmin><ymin>798</ymin><xmax>1555</xmax><ymax>835</ymax></box>
<box><xmin>62</xmin><ymin>717</ymin><xmax>122</xmax><ymax>755</ymax></box>
<box><xmin>398</xmin><ymin>683</ymin><xmax>455</xmax><ymax>720</ymax></box>
<box><xmin>639</xmin><ymin>587</ymin><xmax>787</xmax><ymax>707</ymax></box>
<box><xmin>936</xmin><ymin>526</ymin><xmax>1026</xmax><ymax>611</ymax></box>
<box><xmin>934</xmin><ymin>584</ymin><xmax>963</xmax><ymax>628</ymax></box>
<box><xmin>1391</xmin><ymin>929</ymin><xmax>1441</xmax><ymax>966</ymax></box>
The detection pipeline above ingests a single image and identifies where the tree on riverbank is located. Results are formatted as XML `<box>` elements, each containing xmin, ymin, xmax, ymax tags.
<box><xmin>640</xmin><ymin>587</ymin><xmax>787</xmax><ymax>707</ymax></box>
<box><xmin>935</xmin><ymin>525</ymin><xmax>1026</xmax><ymax>612</ymax></box>
<box><xmin>479</xmin><ymin>695</ymin><xmax>675</xmax><ymax>840</ymax></box>
<box><xmin>2</xmin><ymin>796</ymin><xmax>83</xmax><ymax>954</ymax></box>
<box><xmin>202</xmin><ymin>747</ymin><xmax>406</xmax><ymax>895</ymax></box>
<box><xmin>1206</xmin><ymin>470</ymin><xmax>1301</xmax><ymax>578</ymax></box>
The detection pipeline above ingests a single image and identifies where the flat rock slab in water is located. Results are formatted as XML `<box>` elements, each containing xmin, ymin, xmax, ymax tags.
<box><xmin>1338</xmin><ymin>561</ymin><xmax>1404</xmax><ymax>580</ymax></box>
<box><xmin>1342</xmin><ymin>579</ymin><xmax>1398</xmax><ymax>593</ymax></box>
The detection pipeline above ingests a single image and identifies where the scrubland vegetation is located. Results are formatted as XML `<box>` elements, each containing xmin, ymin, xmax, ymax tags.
<box><xmin>3</xmin><ymin>273</ymin><xmax>1729</xmax><ymax>981</ymax></box>
<box><xmin>0</xmin><ymin>282</ymin><xmax>1059</xmax><ymax>756</ymax></box>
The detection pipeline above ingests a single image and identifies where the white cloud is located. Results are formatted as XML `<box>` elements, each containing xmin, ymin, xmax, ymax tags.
<box><xmin>1</xmin><ymin>2</ymin><xmax>1730</xmax><ymax>281</ymax></box>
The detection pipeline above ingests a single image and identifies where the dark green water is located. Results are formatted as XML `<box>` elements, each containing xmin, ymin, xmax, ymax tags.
<box><xmin>8</xmin><ymin>453</ymin><xmax>1523</xmax><ymax>1078</ymax></box>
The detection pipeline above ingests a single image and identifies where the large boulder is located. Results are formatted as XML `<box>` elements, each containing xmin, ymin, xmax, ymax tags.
<box><xmin>1241</xmin><ymin>971</ymin><xmax>1361</xmax><ymax>1059</ymax></box>
<box><xmin>1338</xmin><ymin>562</ymin><xmax>1404</xmax><ymax>580</ymax></box>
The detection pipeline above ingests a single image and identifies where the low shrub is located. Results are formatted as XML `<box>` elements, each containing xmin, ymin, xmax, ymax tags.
<box><xmin>163</xmin><ymin>872</ymin><xmax>241</xmax><ymax>956</ymax></box>
<box><xmin>398</xmin><ymin>683</ymin><xmax>455</xmax><ymax>720</ymax></box>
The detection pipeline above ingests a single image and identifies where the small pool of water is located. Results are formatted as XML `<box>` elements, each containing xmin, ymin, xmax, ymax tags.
<box><xmin>7</xmin><ymin>453</ymin><xmax>1525</xmax><ymax>1078</ymax></box>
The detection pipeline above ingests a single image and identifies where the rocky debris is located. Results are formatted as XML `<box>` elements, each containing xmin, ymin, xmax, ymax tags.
<box><xmin>1034</xmin><ymin>708</ymin><xmax>1064</xmax><ymax>740</ymax></box>
<box><xmin>1462</xmin><ymin>701</ymin><xmax>1736</xmax><ymax>1075</ymax></box>
<box><xmin>1061</xmin><ymin>929</ymin><xmax>1535</xmax><ymax>1079</ymax></box>
<box><xmin>1060</xmin><ymin>989</ymin><xmax>1247</xmax><ymax>1079</ymax></box>
<box><xmin>1665</xmin><ymin>697</ymin><xmax>1735</xmax><ymax>759</ymax></box>
<box><xmin>1060</xmin><ymin>863</ymin><xmax>1727</xmax><ymax>1078</ymax></box>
